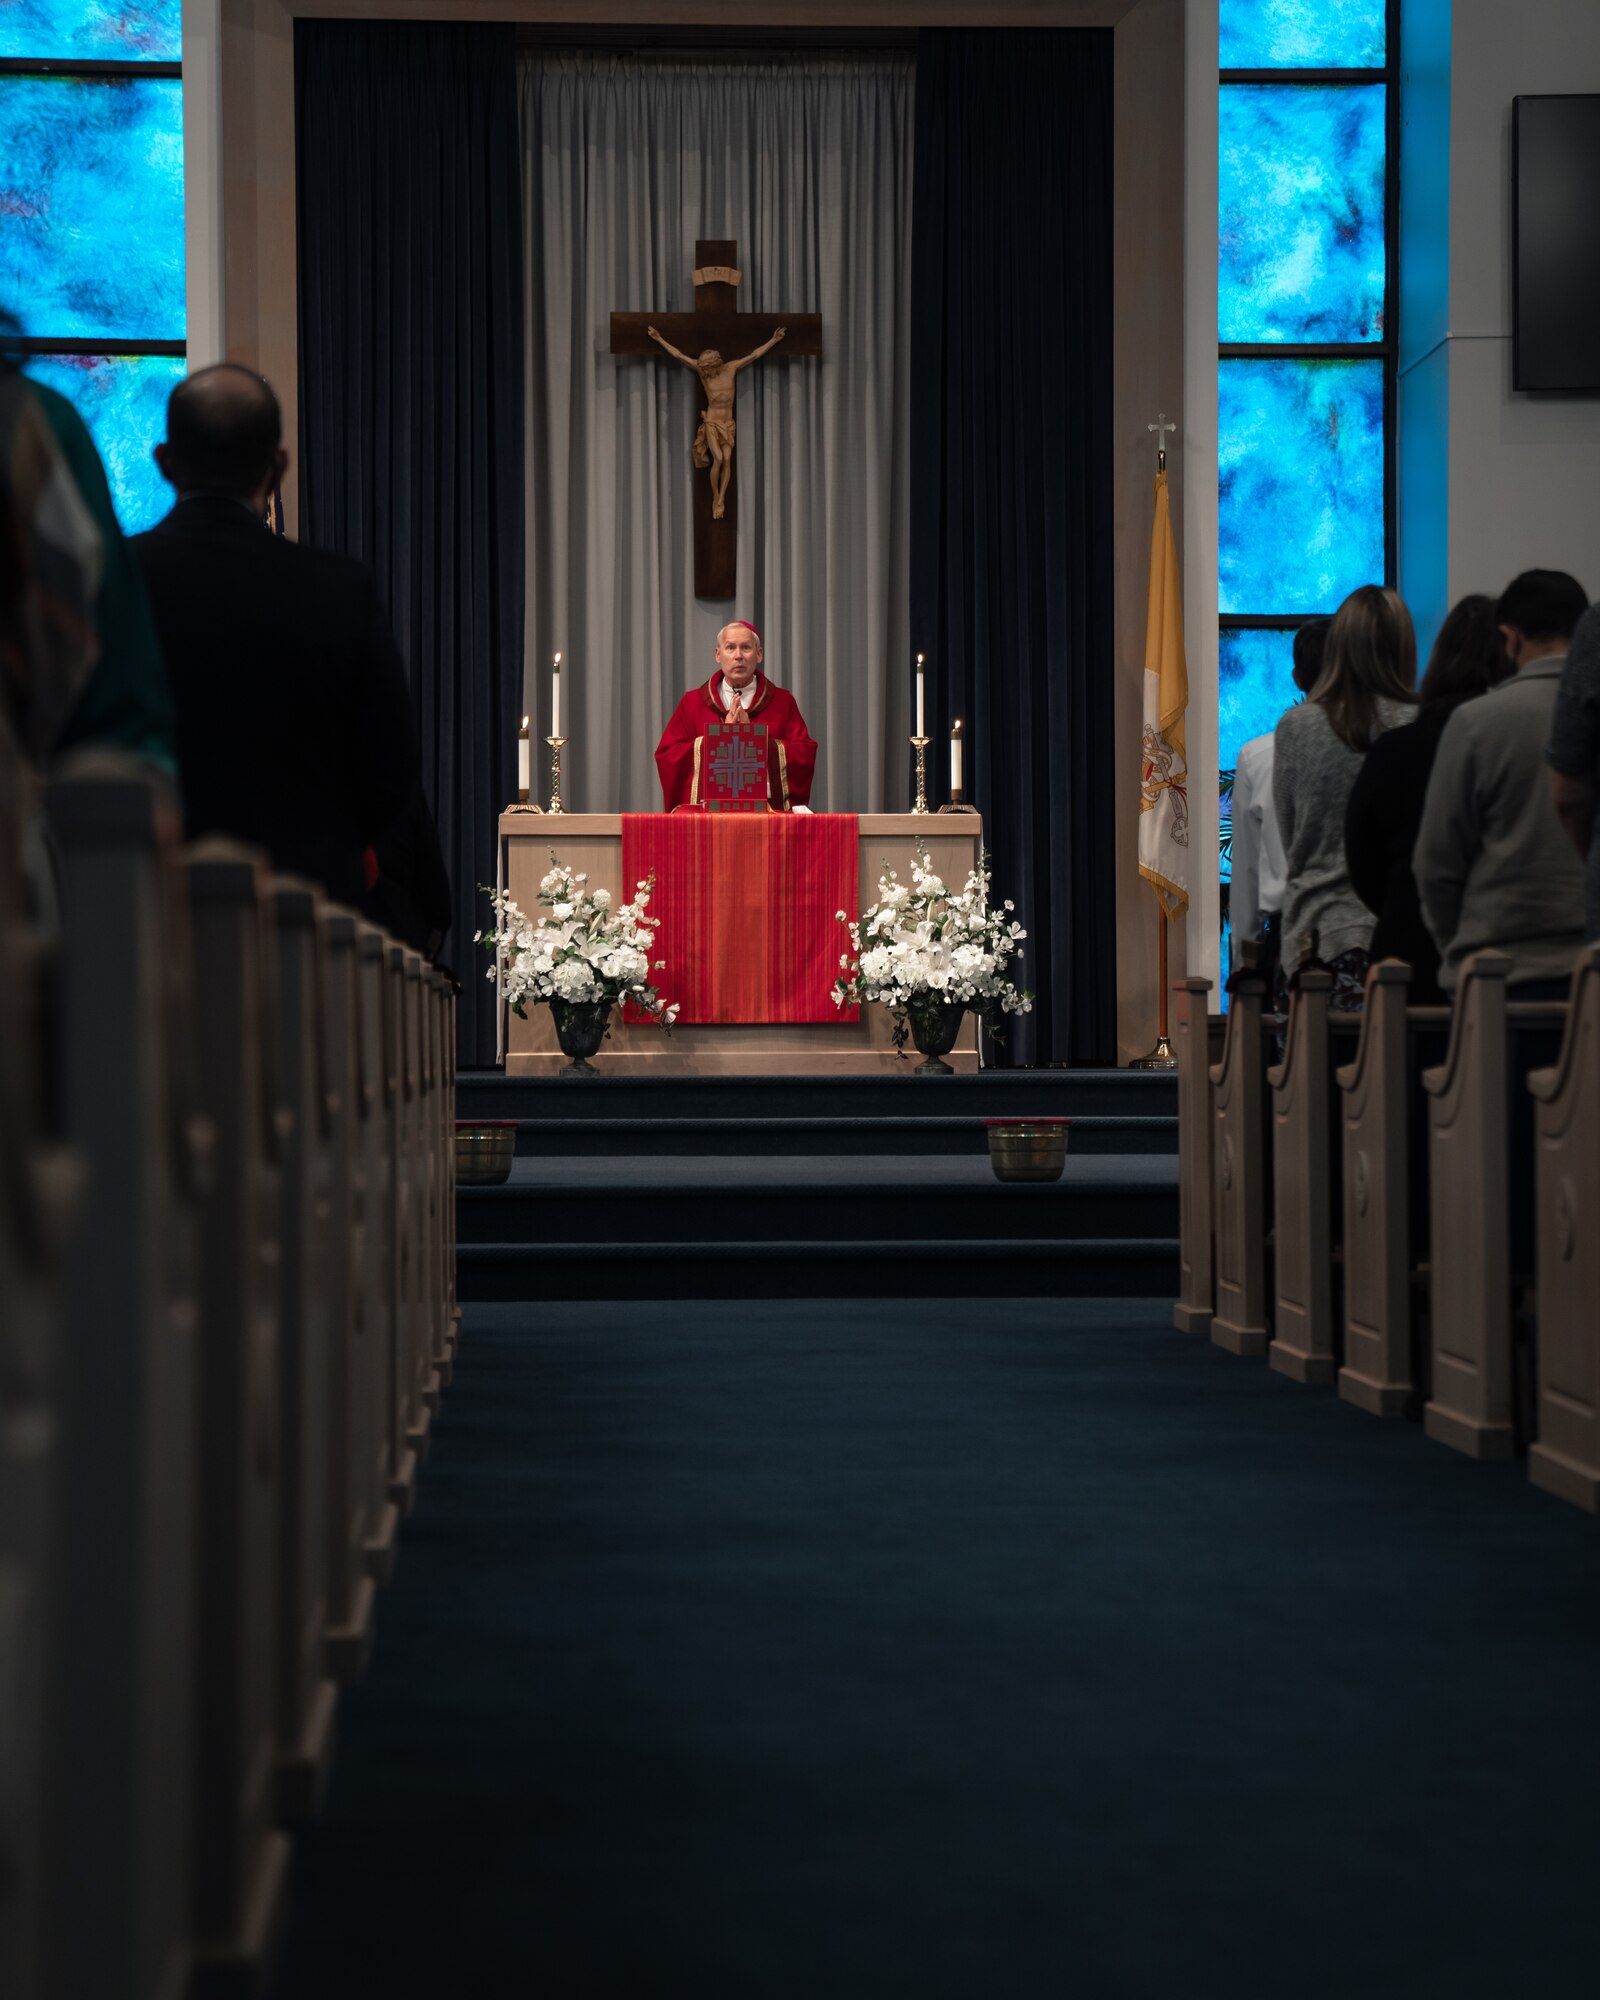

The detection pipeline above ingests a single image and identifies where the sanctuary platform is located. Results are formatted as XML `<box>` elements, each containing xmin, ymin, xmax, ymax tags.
<box><xmin>455</xmin><ymin>1068</ymin><xmax>1177</xmax><ymax>1302</ymax></box>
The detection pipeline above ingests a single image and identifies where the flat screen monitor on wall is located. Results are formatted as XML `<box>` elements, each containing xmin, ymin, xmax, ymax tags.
<box><xmin>1513</xmin><ymin>95</ymin><xmax>1600</xmax><ymax>392</ymax></box>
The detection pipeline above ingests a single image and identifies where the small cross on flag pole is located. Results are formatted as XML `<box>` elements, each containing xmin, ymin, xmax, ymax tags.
<box><xmin>1147</xmin><ymin>411</ymin><xmax>1177</xmax><ymax>474</ymax></box>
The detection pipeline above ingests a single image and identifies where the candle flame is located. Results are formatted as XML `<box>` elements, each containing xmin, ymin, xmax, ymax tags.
<box><xmin>521</xmin><ymin>715</ymin><xmax>529</xmax><ymax>730</ymax></box>
<box><xmin>916</xmin><ymin>653</ymin><xmax>925</xmax><ymax>668</ymax></box>
<box><xmin>554</xmin><ymin>652</ymin><xmax>561</xmax><ymax>667</ymax></box>
<box><xmin>952</xmin><ymin>718</ymin><xmax>964</xmax><ymax>735</ymax></box>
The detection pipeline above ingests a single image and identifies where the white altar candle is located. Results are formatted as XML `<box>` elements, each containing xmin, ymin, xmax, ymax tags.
<box><xmin>552</xmin><ymin>652</ymin><xmax>562</xmax><ymax>738</ymax></box>
<box><xmin>518</xmin><ymin>716</ymin><xmax>530</xmax><ymax>793</ymax></box>
<box><xmin>916</xmin><ymin>653</ymin><xmax>926</xmax><ymax>738</ymax></box>
<box><xmin>951</xmin><ymin>720</ymin><xmax>964</xmax><ymax>797</ymax></box>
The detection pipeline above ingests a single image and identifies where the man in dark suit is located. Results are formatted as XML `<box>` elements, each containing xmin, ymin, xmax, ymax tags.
<box><xmin>133</xmin><ymin>364</ymin><xmax>426</xmax><ymax>910</ymax></box>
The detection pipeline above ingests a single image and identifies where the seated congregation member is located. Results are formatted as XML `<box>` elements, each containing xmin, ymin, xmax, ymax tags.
<box><xmin>0</xmin><ymin>311</ymin><xmax>176</xmax><ymax>780</ymax></box>
<box><xmin>655</xmin><ymin>618</ymin><xmax>817</xmax><ymax>811</ymax></box>
<box><xmin>1547</xmin><ymin>600</ymin><xmax>1600</xmax><ymax>942</ymax></box>
<box><xmin>1344</xmin><ymin>595</ymin><xmax>1508</xmax><ymax>1004</ymax></box>
<box><xmin>133</xmin><ymin>363</ymin><xmax>422</xmax><ymax>909</ymax></box>
<box><xmin>1273</xmin><ymin>585</ymin><xmax>1417</xmax><ymax>1009</ymax></box>
<box><xmin>1414</xmin><ymin>570</ymin><xmax>1589</xmax><ymax>999</ymax></box>
<box><xmin>1229</xmin><ymin>616</ymin><xmax>1328</xmax><ymax>988</ymax></box>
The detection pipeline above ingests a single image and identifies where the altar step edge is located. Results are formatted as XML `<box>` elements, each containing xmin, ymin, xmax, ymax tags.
<box><xmin>457</xmin><ymin>1235</ymin><xmax>1182</xmax><ymax>1302</ymax></box>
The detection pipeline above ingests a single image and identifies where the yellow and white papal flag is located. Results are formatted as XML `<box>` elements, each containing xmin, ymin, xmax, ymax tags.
<box><xmin>1137</xmin><ymin>467</ymin><xmax>1189</xmax><ymax>919</ymax></box>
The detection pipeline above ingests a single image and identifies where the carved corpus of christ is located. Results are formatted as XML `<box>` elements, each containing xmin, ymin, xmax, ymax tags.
<box><xmin>610</xmin><ymin>239</ymin><xmax>822</xmax><ymax>599</ymax></box>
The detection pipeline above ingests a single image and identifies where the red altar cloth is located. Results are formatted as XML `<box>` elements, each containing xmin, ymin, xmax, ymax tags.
<box><xmin>622</xmin><ymin>812</ymin><xmax>859</xmax><ymax>1024</ymax></box>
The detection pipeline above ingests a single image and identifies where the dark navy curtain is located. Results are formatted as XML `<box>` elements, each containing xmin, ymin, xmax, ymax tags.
<box><xmin>910</xmin><ymin>30</ymin><xmax>1116</xmax><ymax>1067</ymax></box>
<box><xmin>296</xmin><ymin>20</ymin><xmax>522</xmax><ymax>1067</ymax></box>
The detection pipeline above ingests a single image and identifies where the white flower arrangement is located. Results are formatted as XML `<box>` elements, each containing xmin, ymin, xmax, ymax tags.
<box><xmin>478</xmin><ymin>858</ymin><xmax>680</xmax><ymax>1025</ymax></box>
<box><xmin>833</xmin><ymin>845</ymin><xmax>1032</xmax><ymax>1051</ymax></box>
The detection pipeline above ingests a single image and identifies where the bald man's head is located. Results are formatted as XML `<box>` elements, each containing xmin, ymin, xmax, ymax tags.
<box><xmin>161</xmin><ymin>363</ymin><xmax>283</xmax><ymax>501</ymax></box>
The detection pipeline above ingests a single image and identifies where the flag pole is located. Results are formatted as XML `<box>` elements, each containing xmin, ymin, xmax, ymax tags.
<box><xmin>1130</xmin><ymin>414</ymin><xmax>1180</xmax><ymax>1071</ymax></box>
<box><xmin>1129</xmin><ymin>904</ymin><xmax>1176</xmax><ymax>1069</ymax></box>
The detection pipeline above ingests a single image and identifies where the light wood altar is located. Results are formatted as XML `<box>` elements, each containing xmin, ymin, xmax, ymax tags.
<box><xmin>497</xmin><ymin>814</ymin><xmax>984</xmax><ymax>1075</ymax></box>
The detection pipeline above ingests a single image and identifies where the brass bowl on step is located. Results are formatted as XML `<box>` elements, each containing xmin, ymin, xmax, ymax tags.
<box><xmin>455</xmin><ymin>1121</ymin><xmax>517</xmax><ymax>1187</ymax></box>
<box><xmin>983</xmin><ymin>1117</ymin><xmax>1070</xmax><ymax>1184</ymax></box>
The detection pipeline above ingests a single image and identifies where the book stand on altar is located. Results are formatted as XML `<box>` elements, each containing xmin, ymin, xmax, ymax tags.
<box><xmin>688</xmin><ymin>714</ymin><xmax>793</xmax><ymax>813</ymax></box>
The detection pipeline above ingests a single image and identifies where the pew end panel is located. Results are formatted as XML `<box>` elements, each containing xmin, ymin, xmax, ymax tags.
<box><xmin>1267</xmin><ymin>970</ymin><xmax>1339</xmax><ymax>1385</ymax></box>
<box><xmin>1422</xmin><ymin>952</ymin><xmax>1514</xmax><ymax>1459</ymax></box>
<box><xmin>40</xmin><ymin>771</ymin><xmax>202</xmax><ymax>2000</ymax></box>
<box><xmin>1421</xmin><ymin>953</ymin><xmax>1565</xmax><ymax>1463</ymax></box>
<box><xmin>320</xmin><ymin>911</ymin><xmax>380</xmax><ymax>1680</ymax></box>
<box><xmin>1528</xmin><ymin>947</ymin><xmax>1600</xmax><ymax>1511</ymax></box>
<box><xmin>1208</xmin><ymin>962</ymin><xmax>1273</xmax><ymax>1358</ymax></box>
<box><xmin>1337</xmin><ymin>963</ymin><xmax>1424</xmax><ymax>1417</ymax></box>
<box><xmin>1172</xmin><ymin>977</ymin><xmax>1219</xmax><ymax>1336</ymax></box>
<box><xmin>269</xmin><ymin>881</ymin><xmax>340</xmax><ymax>1824</ymax></box>
<box><xmin>183</xmin><ymin>843</ymin><xmax>293</xmax><ymax>1988</ymax></box>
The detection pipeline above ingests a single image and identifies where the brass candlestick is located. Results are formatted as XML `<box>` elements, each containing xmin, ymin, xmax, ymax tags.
<box><xmin>911</xmin><ymin>735</ymin><xmax>931</xmax><ymax>814</ymax></box>
<box><xmin>547</xmin><ymin>735</ymin><xmax>569</xmax><ymax>814</ymax></box>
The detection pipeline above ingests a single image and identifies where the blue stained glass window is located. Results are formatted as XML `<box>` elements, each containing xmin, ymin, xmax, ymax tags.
<box><xmin>1220</xmin><ymin>85</ymin><xmax>1386</xmax><ymax>343</ymax></box>
<box><xmin>1219</xmin><ymin>627</ymin><xmax>1300</xmax><ymax>774</ymax></box>
<box><xmin>1220</xmin><ymin>0</ymin><xmax>1385</xmax><ymax>70</ymax></box>
<box><xmin>0</xmin><ymin>1</ymin><xmax>180</xmax><ymax>60</ymax></box>
<box><xmin>1219</xmin><ymin>357</ymin><xmax>1384</xmax><ymax>614</ymax></box>
<box><xmin>26</xmin><ymin>352</ymin><xmax>182</xmax><ymax>533</ymax></box>
<box><xmin>0</xmin><ymin>76</ymin><xmax>184</xmax><ymax>339</ymax></box>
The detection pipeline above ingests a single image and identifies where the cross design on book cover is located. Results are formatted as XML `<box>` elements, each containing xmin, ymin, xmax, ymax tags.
<box><xmin>705</xmin><ymin>721</ymin><xmax>770</xmax><ymax>810</ymax></box>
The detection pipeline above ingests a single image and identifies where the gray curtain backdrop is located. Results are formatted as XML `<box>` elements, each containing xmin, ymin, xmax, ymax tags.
<box><xmin>519</xmin><ymin>52</ymin><xmax>914</xmax><ymax>812</ymax></box>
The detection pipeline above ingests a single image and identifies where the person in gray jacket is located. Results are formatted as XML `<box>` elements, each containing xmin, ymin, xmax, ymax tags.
<box><xmin>1274</xmin><ymin>585</ymin><xmax>1416</xmax><ymax>1008</ymax></box>
<box><xmin>1414</xmin><ymin>569</ymin><xmax>1589</xmax><ymax>997</ymax></box>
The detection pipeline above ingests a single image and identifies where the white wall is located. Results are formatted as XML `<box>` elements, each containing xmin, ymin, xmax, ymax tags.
<box><xmin>1401</xmin><ymin>0</ymin><xmax>1600</xmax><ymax>635</ymax></box>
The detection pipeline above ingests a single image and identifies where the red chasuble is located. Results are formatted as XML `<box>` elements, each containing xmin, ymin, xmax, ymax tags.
<box><xmin>654</xmin><ymin>672</ymin><xmax>818</xmax><ymax>811</ymax></box>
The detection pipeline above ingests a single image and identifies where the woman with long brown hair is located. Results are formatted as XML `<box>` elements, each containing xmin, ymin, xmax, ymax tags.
<box><xmin>1343</xmin><ymin>595</ymin><xmax>1509</xmax><ymax>1001</ymax></box>
<box><xmin>1272</xmin><ymin>584</ymin><xmax>1418</xmax><ymax>1008</ymax></box>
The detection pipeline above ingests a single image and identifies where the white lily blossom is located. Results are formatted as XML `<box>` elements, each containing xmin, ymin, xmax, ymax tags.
<box><xmin>478</xmin><ymin>856</ymin><xmax>680</xmax><ymax>1028</ymax></box>
<box><xmin>833</xmin><ymin>844</ymin><xmax>1031</xmax><ymax>1051</ymax></box>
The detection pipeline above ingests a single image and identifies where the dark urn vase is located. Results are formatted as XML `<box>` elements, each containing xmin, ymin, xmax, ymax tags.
<box><xmin>904</xmin><ymin>993</ymin><xmax>967</xmax><ymax>1076</ymax></box>
<box><xmin>549</xmin><ymin>998</ymin><xmax>611</xmax><ymax>1077</ymax></box>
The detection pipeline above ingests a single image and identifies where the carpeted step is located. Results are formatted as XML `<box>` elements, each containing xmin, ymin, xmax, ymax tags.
<box><xmin>455</xmin><ymin>1236</ymin><xmax>1180</xmax><ymax>1300</ymax></box>
<box><xmin>456</xmin><ymin>1067</ymin><xmax>1176</xmax><ymax>1126</ymax></box>
<box><xmin>455</xmin><ymin>1155</ymin><xmax>1177</xmax><ymax>1251</ymax></box>
<box><xmin>499</xmin><ymin>1113</ymin><xmax>1176</xmax><ymax>1159</ymax></box>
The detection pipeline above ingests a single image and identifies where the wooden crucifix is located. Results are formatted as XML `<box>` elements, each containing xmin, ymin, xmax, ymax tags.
<box><xmin>611</xmin><ymin>239</ymin><xmax>822</xmax><ymax>599</ymax></box>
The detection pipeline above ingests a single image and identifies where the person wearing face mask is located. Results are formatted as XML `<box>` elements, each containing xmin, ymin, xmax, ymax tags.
<box><xmin>654</xmin><ymin>618</ymin><xmax>818</xmax><ymax>811</ymax></box>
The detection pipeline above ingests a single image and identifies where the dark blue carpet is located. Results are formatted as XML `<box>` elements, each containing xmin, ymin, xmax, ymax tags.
<box><xmin>273</xmin><ymin>1300</ymin><xmax>1600</xmax><ymax>1998</ymax></box>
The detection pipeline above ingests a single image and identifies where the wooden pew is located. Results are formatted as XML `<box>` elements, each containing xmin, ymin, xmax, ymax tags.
<box><xmin>183</xmin><ymin>842</ymin><xmax>291</xmax><ymax>1993</ymax></box>
<box><xmin>1422</xmin><ymin>949</ymin><xmax>1566</xmax><ymax>1460</ymax></box>
<box><xmin>40</xmin><ymin>772</ymin><xmax>202</xmax><ymax>2000</ymax></box>
<box><xmin>365</xmin><ymin>928</ymin><xmax>415</xmax><ymax>1526</ymax></box>
<box><xmin>323</xmin><ymin>911</ymin><xmax>380</xmax><ymax>1673</ymax></box>
<box><xmin>427</xmin><ymin>970</ymin><xmax>454</xmax><ymax>1389</ymax></box>
<box><xmin>396</xmin><ymin>949</ymin><xmax>433</xmax><ymax>1470</ymax></box>
<box><xmin>1173</xmin><ymin>976</ymin><xmax>1218</xmax><ymax>1335</ymax></box>
<box><xmin>1267</xmin><ymin>968</ymin><xmax>1338</xmax><ymax>1382</ymax></box>
<box><xmin>1527</xmin><ymin>946</ymin><xmax>1600</xmax><ymax>1509</ymax></box>
<box><xmin>440</xmin><ymin>969</ymin><xmax>461</xmax><ymax>1354</ymax></box>
<box><xmin>1209</xmin><ymin>956</ymin><xmax>1272</xmax><ymax>1356</ymax></box>
<box><xmin>0</xmin><ymin>790</ymin><xmax>72</xmax><ymax>2000</ymax></box>
<box><xmin>1336</xmin><ymin>963</ymin><xmax>1452</xmax><ymax>1417</ymax></box>
<box><xmin>270</xmin><ymin>882</ymin><xmax>339</xmax><ymax>1819</ymax></box>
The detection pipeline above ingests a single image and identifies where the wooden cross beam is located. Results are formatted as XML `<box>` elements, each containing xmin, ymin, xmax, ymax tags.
<box><xmin>611</xmin><ymin>239</ymin><xmax>822</xmax><ymax>599</ymax></box>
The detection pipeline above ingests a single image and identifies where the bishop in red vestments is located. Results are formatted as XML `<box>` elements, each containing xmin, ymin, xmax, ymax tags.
<box><xmin>654</xmin><ymin>619</ymin><xmax>818</xmax><ymax>810</ymax></box>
